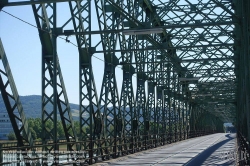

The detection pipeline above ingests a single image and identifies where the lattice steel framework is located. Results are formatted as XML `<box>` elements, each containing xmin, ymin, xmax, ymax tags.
<box><xmin>0</xmin><ymin>39</ymin><xmax>34</xmax><ymax>166</ymax></box>
<box><xmin>31</xmin><ymin>2</ymin><xmax>79</xmax><ymax>165</ymax></box>
<box><xmin>234</xmin><ymin>0</ymin><xmax>250</xmax><ymax>165</ymax></box>
<box><xmin>0</xmin><ymin>0</ymin><xmax>244</xmax><ymax>165</ymax></box>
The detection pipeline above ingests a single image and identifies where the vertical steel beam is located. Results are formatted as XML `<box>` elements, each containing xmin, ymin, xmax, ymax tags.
<box><xmin>147</xmin><ymin>81</ymin><xmax>156</xmax><ymax>146</ymax></box>
<box><xmin>146</xmin><ymin>45</ymin><xmax>156</xmax><ymax>148</ymax></box>
<box><xmin>119</xmin><ymin>0</ymin><xmax>137</xmax><ymax>154</ymax></box>
<box><xmin>156</xmin><ymin>86</ymin><xmax>165</xmax><ymax>145</ymax></box>
<box><xmin>0</xmin><ymin>39</ymin><xmax>33</xmax><ymax>166</ymax></box>
<box><xmin>99</xmin><ymin>55</ymin><xmax>121</xmax><ymax>157</ymax></box>
<box><xmin>166</xmin><ymin>63</ymin><xmax>172</xmax><ymax>143</ymax></box>
<box><xmin>32</xmin><ymin>3</ymin><xmax>78</xmax><ymax>164</ymax></box>
<box><xmin>120</xmin><ymin>62</ymin><xmax>135</xmax><ymax>154</ymax></box>
<box><xmin>80</xmin><ymin>49</ymin><xmax>103</xmax><ymax>163</ymax></box>
<box><xmin>94</xmin><ymin>0</ymin><xmax>123</xmax><ymax>158</ymax></box>
<box><xmin>66</xmin><ymin>0</ymin><xmax>103</xmax><ymax>163</ymax></box>
<box><xmin>52</xmin><ymin>5</ymin><xmax>58</xmax><ymax>165</ymax></box>
<box><xmin>234</xmin><ymin>1</ymin><xmax>250</xmax><ymax>164</ymax></box>
<box><xmin>133</xmin><ymin>0</ymin><xmax>147</xmax><ymax>151</ymax></box>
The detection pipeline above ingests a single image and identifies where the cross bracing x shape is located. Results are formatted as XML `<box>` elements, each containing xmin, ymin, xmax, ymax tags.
<box><xmin>0</xmin><ymin>0</ymin><xmax>239</xmax><ymax>164</ymax></box>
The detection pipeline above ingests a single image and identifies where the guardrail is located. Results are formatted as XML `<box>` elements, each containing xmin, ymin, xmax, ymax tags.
<box><xmin>237</xmin><ymin>131</ymin><xmax>250</xmax><ymax>166</ymax></box>
<box><xmin>0</xmin><ymin>130</ymin><xmax>217</xmax><ymax>165</ymax></box>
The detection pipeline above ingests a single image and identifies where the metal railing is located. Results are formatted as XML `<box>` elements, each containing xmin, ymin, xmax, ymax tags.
<box><xmin>0</xmin><ymin>130</ymin><xmax>217</xmax><ymax>165</ymax></box>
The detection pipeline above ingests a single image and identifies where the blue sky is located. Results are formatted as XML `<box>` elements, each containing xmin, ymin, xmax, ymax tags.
<box><xmin>0</xmin><ymin>3</ymin><xmax>128</xmax><ymax>105</ymax></box>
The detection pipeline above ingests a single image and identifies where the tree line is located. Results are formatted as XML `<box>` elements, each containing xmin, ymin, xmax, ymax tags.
<box><xmin>7</xmin><ymin>118</ymin><xmax>185</xmax><ymax>140</ymax></box>
<box><xmin>7</xmin><ymin>118</ymin><xmax>86</xmax><ymax>140</ymax></box>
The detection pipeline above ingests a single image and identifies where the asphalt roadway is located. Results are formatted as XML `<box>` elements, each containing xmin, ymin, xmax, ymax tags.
<box><xmin>93</xmin><ymin>133</ymin><xmax>236</xmax><ymax>166</ymax></box>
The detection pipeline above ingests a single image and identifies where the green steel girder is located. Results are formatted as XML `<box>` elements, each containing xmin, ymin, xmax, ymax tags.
<box><xmin>105</xmin><ymin>0</ymin><xmax>184</xmax><ymax>74</ymax></box>
<box><xmin>32</xmin><ymin>3</ymin><xmax>78</xmax><ymax>164</ymax></box>
<box><xmin>119</xmin><ymin>26</ymin><xmax>136</xmax><ymax>154</ymax></box>
<box><xmin>133</xmin><ymin>0</ymin><xmax>149</xmax><ymax>148</ymax></box>
<box><xmin>79</xmin><ymin>51</ymin><xmax>104</xmax><ymax>160</ymax></box>
<box><xmin>155</xmin><ymin>0</ymin><xmax>237</xmax><ymax>124</ymax></box>
<box><xmin>146</xmin><ymin>45</ymin><xmax>156</xmax><ymax>141</ymax></box>
<box><xmin>156</xmin><ymin>86</ymin><xmax>165</xmax><ymax>144</ymax></box>
<box><xmin>1</xmin><ymin>0</ymin><xmax>245</xmax><ymax>163</ymax></box>
<box><xmin>99</xmin><ymin>60</ymin><xmax>122</xmax><ymax>157</ymax></box>
<box><xmin>118</xmin><ymin>0</ymin><xmax>137</xmax><ymax>151</ymax></box>
<box><xmin>0</xmin><ymin>39</ymin><xmax>34</xmax><ymax>166</ymax></box>
<box><xmin>0</xmin><ymin>0</ymin><xmax>74</xmax><ymax>7</ymax></box>
<box><xmin>135</xmin><ymin>77</ymin><xmax>147</xmax><ymax>133</ymax></box>
<box><xmin>146</xmin><ymin>82</ymin><xmax>156</xmax><ymax>140</ymax></box>
<box><xmin>120</xmin><ymin>67</ymin><xmax>136</xmax><ymax>152</ymax></box>
<box><xmin>66</xmin><ymin>1</ymin><xmax>103</xmax><ymax>162</ymax></box>
<box><xmin>234</xmin><ymin>0</ymin><xmax>250</xmax><ymax>153</ymax></box>
<box><xmin>94</xmin><ymin>0</ymin><xmax>124</xmax><ymax>157</ymax></box>
<box><xmin>92</xmin><ymin>43</ymin><xmax>234</xmax><ymax>54</ymax></box>
<box><xmin>157</xmin><ymin>1</ymin><xmax>235</xmax><ymax>80</ymax></box>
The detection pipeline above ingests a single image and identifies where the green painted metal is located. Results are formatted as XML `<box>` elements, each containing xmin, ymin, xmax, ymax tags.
<box><xmin>1</xmin><ymin>0</ymin><xmax>73</xmax><ymax>7</ymax></box>
<box><xmin>0</xmin><ymin>39</ymin><xmax>34</xmax><ymax>166</ymax></box>
<box><xmin>0</xmin><ymin>0</ymin><xmax>244</xmax><ymax>164</ymax></box>
<box><xmin>133</xmin><ymin>0</ymin><xmax>147</xmax><ymax>149</ymax></box>
<box><xmin>31</xmin><ymin>3</ymin><xmax>79</xmax><ymax>164</ymax></box>
<box><xmin>234</xmin><ymin>0</ymin><xmax>250</xmax><ymax>165</ymax></box>
<box><xmin>94</xmin><ymin>0</ymin><xmax>124</xmax><ymax>158</ymax></box>
<box><xmin>67</xmin><ymin>1</ymin><xmax>103</xmax><ymax>164</ymax></box>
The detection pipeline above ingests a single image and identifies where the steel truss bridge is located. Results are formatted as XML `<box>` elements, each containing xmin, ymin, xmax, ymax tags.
<box><xmin>0</xmin><ymin>0</ymin><xmax>248</xmax><ymax>165</ymax></box>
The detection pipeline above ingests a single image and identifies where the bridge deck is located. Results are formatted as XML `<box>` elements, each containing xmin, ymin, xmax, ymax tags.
<box><xmin>94</xmin><ymin>133</ymin><xmax>236</xmax><ymax>166</ymax></box>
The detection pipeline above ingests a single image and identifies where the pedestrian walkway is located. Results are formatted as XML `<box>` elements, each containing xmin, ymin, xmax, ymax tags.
<box><xmin>93</xmin><ymin>133</ymin><xmax>236</xmax><ymax>166</ymax></box>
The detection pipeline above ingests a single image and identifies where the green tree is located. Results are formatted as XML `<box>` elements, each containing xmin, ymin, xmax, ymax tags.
<box><xmin>27</xmin><ymin>118</ymin><xmax>85</xmax><ymax>140</ymax></box>
<box><xmin>74</xmin><ymin>121</ymin><xmax>80</xmax><ymax>136</ymax></box>
<box><xmin>83</xmin><ymin>126</ymin><xmax>90</xmax><ymax>135</ymax></box>
<box><xmin>28</xmin><ymin>118</ymin><xmax>42</xmax><ymax>140</ymax></box>
<box><xmin>68</xmin><ymin>121</ymin><xmax>81</xmax><ymax>137</ymax></box>
<box><xmin>7</xmin><ymin>131</ymin><xmax>16</xmax><ymax>140</ymax></box>
<box><xmin>57</xmin><ymin>121</ymin><xmax>64</xmax><ymax>138</ymax></box>
<box><xmin>30</xmin><ymin>128</ymin><xmax>37</xmax><ymax>140</ymax></box>
<box><xmin>33</xmin><ymin>118</ymin><xmax>42</xmax><ymax>138</ymax></box>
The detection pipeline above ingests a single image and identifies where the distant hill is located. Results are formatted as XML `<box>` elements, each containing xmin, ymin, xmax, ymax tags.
<box><xmin>0</xmin><ymin>95</ymin><xmax>117</xmax><ymax>121</ymax></box>
<box><xmin>0</xmin><ymin>95</ymin><xmax>152</xmax><ymax>122</ymax></box>
<box><xmin>0</xmin><ymin>95</ymin><xmax>80</xmax><ymax>119</ymax></box>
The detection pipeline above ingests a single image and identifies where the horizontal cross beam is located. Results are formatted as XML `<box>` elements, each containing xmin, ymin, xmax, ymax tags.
<box><xmin>1</xmin><ymin>0</ymin><xmax>77</xmax><ymax>7</ymax></box>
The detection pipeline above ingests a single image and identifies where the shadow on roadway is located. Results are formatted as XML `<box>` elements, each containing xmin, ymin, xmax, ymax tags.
<box><xmin>185</xmin><ymin>133</ymin><xmax>236</xmax><ymax>166</ymax></box>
